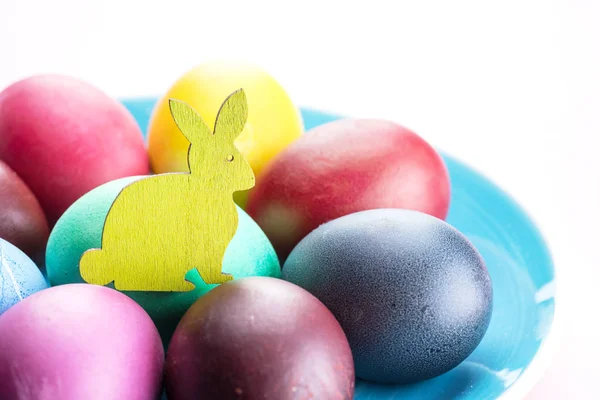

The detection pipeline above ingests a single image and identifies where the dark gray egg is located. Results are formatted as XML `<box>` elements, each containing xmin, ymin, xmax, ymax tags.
<box><xmin>282</xmin><ymin>209</ymin><xmax>493</xmax><ymax>384</ymax></box>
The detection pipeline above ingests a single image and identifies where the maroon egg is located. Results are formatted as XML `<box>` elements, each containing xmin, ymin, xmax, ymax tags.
<box><xmin>0</xmin><ymin>160</ymin><xmax>48</xmax><ymax>264</ymax></box>
<box><xmin>165</xmin><ymin>277</ymin><xmax>355</xmax><ymax>400</ymax></box>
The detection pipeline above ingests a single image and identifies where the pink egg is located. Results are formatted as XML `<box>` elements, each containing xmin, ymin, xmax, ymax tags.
<box><xmin>0</xmin><ymin>75</ymin><xmax>149</xmax><ymax>225</ymax></box>
<box><xmin>0</xmin><ymin>284</ymin><xmax>164</xmax><ymax>400</ymax></box>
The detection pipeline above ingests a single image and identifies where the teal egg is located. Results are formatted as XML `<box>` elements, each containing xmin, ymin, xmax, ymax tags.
<box><xmin>0</xmin><ymin>238</ymin><xmax>48</xmax><ymax>315</ymax></box>
<box><xmin>46</xmin><ymin>176</ymin><xmax>280</xmax><ymax>346</ymax></box>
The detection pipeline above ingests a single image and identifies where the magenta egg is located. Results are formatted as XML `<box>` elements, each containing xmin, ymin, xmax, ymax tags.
<box><xmin>0</xmin><ymin>284</ymin><xmax>164</xmax><ymax>400</ymax></box>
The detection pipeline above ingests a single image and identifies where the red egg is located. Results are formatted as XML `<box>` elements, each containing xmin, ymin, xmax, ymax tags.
<box><xmin>0</xmin><ymin>75</ymin><xmax>149</xmax><ymax>225</ymax></box>
<box><xmin>246</xmin><ymin>118</ymin><xmax>450</xmax><ymax>261</ymax></box>
<box><xmin>0</xmin><ymin>160</ymin><xmax>48</xmax><ymax>264</ymax></box>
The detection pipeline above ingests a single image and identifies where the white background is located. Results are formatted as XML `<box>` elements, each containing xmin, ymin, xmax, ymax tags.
<box><xmin>1</xmin><ymin>0</ymin><xmax>599</xmax><ymax>398</ymax></box>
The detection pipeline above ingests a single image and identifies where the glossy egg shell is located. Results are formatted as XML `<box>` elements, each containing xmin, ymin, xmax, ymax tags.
<box><xmin>282</xmin><ymin>209</ymin><xmax>493</xmax><ymax>384</ymax></box>
<box><xmin>165</xmin><ymin>277</ymin><xmax>355</xmax><ymax>400</ymax></box>
<box><xmin>0</xmin><ymin>75</ymin><xmax>149</xmax><ymax>225</ymax></box>
<box><xmin>0</xmin><ymin>284</ymin><xmax>163</xmax><ymax>400</ymax></box>
<box><xmin>0</xmin><ymin>160</ymin><xmax>49</xmax><ymax>264</ymax></box>
<box><xmin>146</xmin><ymin>61</ymin><xmax>304</xmax><ymax>208</ymax></box>
<box><xmin>246</xmin><ymin>118</ymin><xmax>451</xmax><ymax>261</ymax></box>
<box><xmin>46</xmin><ymin>176</ymin><xmax>281</xmax><ymax>347</ymax></box>
<box><xmin>0</xmin><ymin>238</ymin><xmax>48</xmax><ymax>315</ymax></box>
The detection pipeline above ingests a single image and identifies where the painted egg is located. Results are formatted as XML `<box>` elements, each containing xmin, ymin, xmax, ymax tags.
<box><xmin>246</xmin><ymin>118</ymin><xmax>451</xmax><ymax>261</ymax></box>
<box><xmin>146</xmin><ymin>61</ymin><xmax>304</xmax><ymax>208</ymax></box>
<box><xmin>0</xmin><ymin>75</ymin><xmax>149</xmax><ymax>225</ymax></box>
<box><xmin>0</xmin><ymin>284</ymin><xmax>164</xmax><ymax>399</ymax></box>
<box><xmin>46</xmin><ymin>176</ymin><xmax>281</xmax><ymax>347</ymax></box>
<box><xmin>0</xmin><ymin>239</ymin><xmax>48</xmax><ymax>315</ymax></box>
<box><xmin>0</xmin><ymin>160</ymin><xmax>49</xmax><ymax>264</ymax></box>
<box><xmin>0</xmin><ymin>238</ymin><xmax>48</xmax><ymax>315</ymax></box>
<box><xmin>282</xmin><ymin>209</ymin><xmax>493</xmax><ymax>384</ymax></box>
<box><xmin>165</xmin><ymin>277</ymin><xmax>355</xmax><ymax>400</ymax></box>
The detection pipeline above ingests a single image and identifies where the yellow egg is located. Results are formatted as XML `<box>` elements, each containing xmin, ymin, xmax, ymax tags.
<box><xmin>147</xmin><ymin>61</ymin><xmax>304</xmax><ymax>208</ymax></box>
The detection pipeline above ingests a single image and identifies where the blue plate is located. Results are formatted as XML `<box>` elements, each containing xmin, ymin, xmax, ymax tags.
<box><xmin>121</xmin><ymin>99</ymin><xmax>556</xmax><ymax>400</ymax></box>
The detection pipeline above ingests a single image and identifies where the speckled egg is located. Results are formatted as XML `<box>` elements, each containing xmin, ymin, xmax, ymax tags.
<box><xmin>0</xmin><ymin>284</ymin><xmax>164</xmax><ymax>400</ymax></box>
<box><xmin>0</xmin><ymin>238</ymin><xmax>48</xmax><ymax>315</ymax></box>
<box><xmin>46</xmin><ymin>176</ymin><xmax>280</xmax><ymax>347</ymax></box>
<box><xmin>282</xmin><ymin>209</ymin><xmax>493</xmax><ymax>384</ymax></box>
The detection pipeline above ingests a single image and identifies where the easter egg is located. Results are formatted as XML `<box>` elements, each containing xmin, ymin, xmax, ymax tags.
<box><xmin>0</xmin><ymin>284</ymin><xmax>163</xmax><ymax>399</ymax></box>
<box><xmin>46</xmin><ymin>176</ymin><xmax>281</xmax><ymax>346</ymax></box>
<box><xmin>282</xmin><ymin>209</ymin><xmax>493</xmax><ymax>384</ymax></box>
<box><xmin>0</xmin><ymin>238</ymin><xmax>48</xmax><ymax>315</ymax></box>
<box><xmin>0</xmin><ymin>160</ymin><xmax>49</xmax><ymax>264</ymax></box>
<box><xmin>246</xmin><ymin>118</ymin><xmax>451</xmax><ymax>261</ymax></box>
<box><xmin>0</xmin><ymin>75</ymin><xmax>149</xmax><ymax>225</ymax></box>
<box><xmin>147</xmin><ymin>61</ymin><xmax>304</xmax><ymax>208</ymax></box>
<box><xmin>165</xmin><ymin>277</ymin><xmax>355</xmax><ymax>400</ymax></box>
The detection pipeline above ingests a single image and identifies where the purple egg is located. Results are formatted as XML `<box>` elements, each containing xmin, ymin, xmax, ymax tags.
<box><xmin>0</xmin><ymin>284</ymin><xmax>164</xmax><ymax>400</ymax></box>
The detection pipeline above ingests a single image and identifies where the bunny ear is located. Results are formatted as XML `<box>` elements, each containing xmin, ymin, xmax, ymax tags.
<box><xmin>213</xmin><ymin>89</ymin><xmax>248</xmax><ymax>141</ymax></box>
<box><xmin>169</xmin><ymin>99</ymin><xmax>212</xmax><ymax>143</ymax></box>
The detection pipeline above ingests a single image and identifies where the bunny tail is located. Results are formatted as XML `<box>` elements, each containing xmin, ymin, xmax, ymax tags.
<box><xmin>79</xmin><ymin>249</ymin><xmax>112</xmax><ymax>286</ymax></box>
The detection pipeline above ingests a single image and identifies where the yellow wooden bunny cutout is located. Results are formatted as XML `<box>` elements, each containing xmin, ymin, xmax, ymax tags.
<box><xmin>79</xmin><ymin>89</ymin><xmax>255</xmax><ymax>292</ymax></box>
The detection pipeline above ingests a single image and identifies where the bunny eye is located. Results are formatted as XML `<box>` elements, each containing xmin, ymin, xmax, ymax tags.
<box><xmin>226</xmin><ymin>155</ymin><xmax>234</xmax><ymax>162</ymax></box>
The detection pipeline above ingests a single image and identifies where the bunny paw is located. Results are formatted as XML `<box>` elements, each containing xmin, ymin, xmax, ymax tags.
<box><xmin>217</xmin><ymin>272</ymin><xmax>234</xmax><ymax>284</ymax></box>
